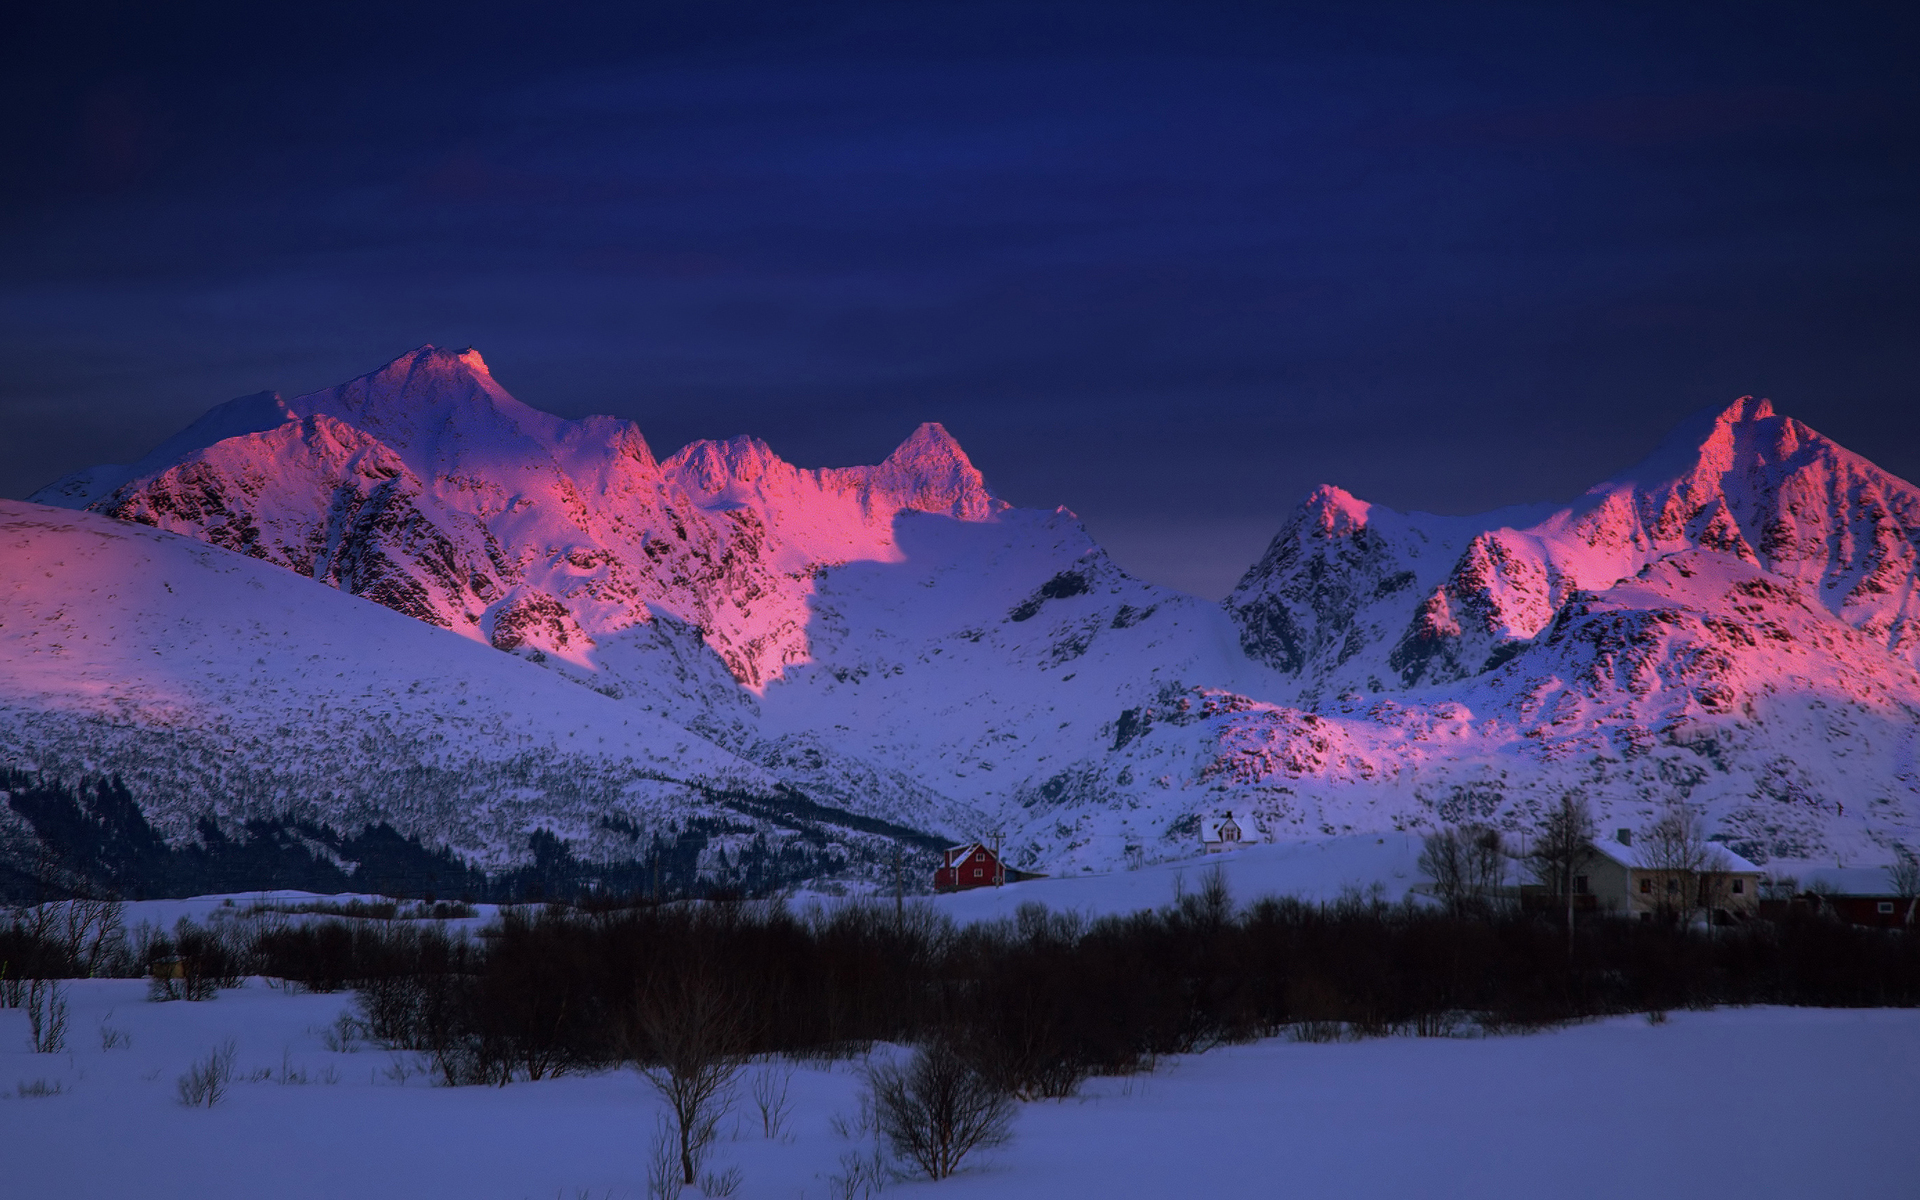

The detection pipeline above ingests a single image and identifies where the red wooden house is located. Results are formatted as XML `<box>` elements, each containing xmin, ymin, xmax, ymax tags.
<box><xmin>935</xmin><ymin>843</ymin><xmax>1004</xmax><ymax>891</ymax></box>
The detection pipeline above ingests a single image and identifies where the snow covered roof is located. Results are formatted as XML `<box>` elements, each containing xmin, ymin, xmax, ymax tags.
<box><xmin>1797</xmin><ymin>866</ymin><xmax>1904</xmax><ymax>896</ymax></box>
<box><xmin>1588</xmin><ymin>838</ymin><xmax>1761</xmax><ymax>874</ymax></box>
<box><xmin>1200</xmin><ymin>814</ymin><xmax>1254</xmax><ymax>843</ymax></box>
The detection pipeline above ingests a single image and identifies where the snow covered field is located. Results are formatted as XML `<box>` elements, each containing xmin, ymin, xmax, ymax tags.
<box><xmin>3</xmin><ymin>979</ymin><xmax>1912</xmax><ymax>1200</ymax></box>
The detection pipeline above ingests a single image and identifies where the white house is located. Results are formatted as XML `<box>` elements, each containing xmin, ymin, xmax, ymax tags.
<box><xmin>1200</xmin><ymin>813</ymin><xmax>1255</xmax><ymax>853</ymax></box>
<box><xmin>1583</xmin><ymin>829</ymin><xmax>1763</xmax><ymax>920</ymax></box>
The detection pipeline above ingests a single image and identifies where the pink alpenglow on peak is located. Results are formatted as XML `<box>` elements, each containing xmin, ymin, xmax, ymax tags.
<box><xmin>30</xmin><ymin>346</ymin><xmax>1008</xmax><ymax>693</ymax></box>
<box><xmin>1299</xmin><ymin>485</ymin><xmax>1373</xmax><ymax>538</ymax></box>
<box><xmin>17</xmin><ymin>368</ymin><xmax>1920</xmax><ymax>876</ymax></box>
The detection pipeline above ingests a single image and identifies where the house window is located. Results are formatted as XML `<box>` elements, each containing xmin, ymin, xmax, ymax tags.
<box><xmin>972</xmin><ymin>868</ymin><xmax>983</xmax><ymax>879</ymax></box>
<box><xmin>1666</xmin><ymin>879</ymin><xmax>1679</xmax><ymax>895</ymax></box>
<box><xmin>1879</xmin><ymin>901</ymin><xmax>1896</xmax><ymax>914</ymax></box>
<box><xmin>1639</xmin><ymin>878</ymin><xmax>1652</xmax><ymax>894</ymax></box>
<box><xmin>1732</xmin><ymin>879</ymin><xmax>1744</xmax><ymax>895</ymax></box>
<box><xmin>1573</xmin><ymin>875</ymin><xmax>1589</xmax><ymax>895</ymax></box>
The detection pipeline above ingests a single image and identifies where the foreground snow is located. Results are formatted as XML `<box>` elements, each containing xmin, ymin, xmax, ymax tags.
<box><xmin>3</xmin><ymin>980</ymin><xmax>1912</xmax><ymax>1199</ymax></box>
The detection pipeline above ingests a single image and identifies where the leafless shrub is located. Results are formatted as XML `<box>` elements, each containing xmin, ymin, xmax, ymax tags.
<box><xmin>868</xmin><ymin>1040</ymin><xmax>1015</xmax><ymax>1181</ymax></box>
<box><xmin>98</xmin><ymin>1009</ymin><xmax>130</xmax><ymax>1050</ymax></box>
<box><xmin>381</xmin><ymin>1054</ymin><xmax>422</xmax><ymax>1085</ymax></box>
<box><xmin>1419</xmin><ymin>824</ymin><xmax>1507</xmax><ymax>916</ymax></box>
<box><xmin>829</xmin><ymin>1088</ymin><xmax>877</xmax><ymax>1141</ymax></box>
<box><xmin>26</xmin><ymin>979</ymin><xmax>68</xmax><ymax>1053</ymax></box>
<box><xmin>177</xmin><ymin>1039</ymin><xmax>237</xmax><ymax>1107</ymax></box>
<box><xmin>631</xmin><ymin>975</ymin><xmax>746</xmax><ymax>1187</ymax></box>
<box><xmin>822</xmin><ymin>1146</ymin><xmax>892</xmax><ymax>1200</ymax></box>
<box><xmin>749</xmin><ymin>1063</ymin><xmax>793</xmax><ymax>1138</ymax></box>
<box><xmin>1889</xmin><ymin>845</ymin><xmax>1920</xmax><ymax>902</ymax></box>
<box><xmin>59</xmin><ymin>898</ymin><xmax>126</xmax><ymax>976</ymax></box>
<box><xmin>271</xmin><ymin>1048</ymin><xmax>311</xmax><ymax>1084</ymax></box>
<box><xmin>1287</xmin><ymin>1020</ymin><xmax>1348</xmax><ymax>1044</ymax></box>
<box><xmin>318</xmin><ymin>1011</ymin><xmax>363</xmax><ymax>1052</ymax></box>
<box><xmin>15</xmin><ymin>1078</ymin><xmax>63</xmax><ymax>1098</ymax></box>
<box><xmin>643</xmin><ymin>1115</ymin><xmax>682</xmax><ymax>1200</ymax></box>
<box><xmin>699</xmin><ymin>1166</ymin><xmax>743</xmax><ymax>1197</ymax></box>
<box><xmin>1404</xmin><ymin>1009</ymin><xmax>1471</xmax><ymax>1038</ymax></box>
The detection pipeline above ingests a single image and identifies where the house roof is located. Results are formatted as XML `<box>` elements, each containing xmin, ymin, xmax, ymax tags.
<box><xmin>1588</xmin><ymin>839</ymin><xmax>1761</xmax><ymax>874</ymax></box>
<box><xmin>1797</xmin><ymin>865</ymin><xmax>1905</xmax><ymax>897</ymax></box>
<box><xmin>1200</xmin><ymin>815</ymin><xmax>1252</xmax><ymax>843</ymax></box>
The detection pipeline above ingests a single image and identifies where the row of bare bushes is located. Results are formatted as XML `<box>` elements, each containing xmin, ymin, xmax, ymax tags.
<box><xmin>231</xmin><ymin>875</ymin><xmax>1920</xmax><ymax>1100</ymax></box>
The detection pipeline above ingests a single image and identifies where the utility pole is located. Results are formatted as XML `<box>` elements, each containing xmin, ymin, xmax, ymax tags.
<box><xmin>990</xmin><ymin>830</ymin><xmax>1005</xmax><ymax>887</ymax></box>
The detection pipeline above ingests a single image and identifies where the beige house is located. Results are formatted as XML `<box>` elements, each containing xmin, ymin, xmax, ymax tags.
<box><xmin>1580</xmin><ymin>829</ymin><xmax>1763</xmax><ymax>921</ymax></box>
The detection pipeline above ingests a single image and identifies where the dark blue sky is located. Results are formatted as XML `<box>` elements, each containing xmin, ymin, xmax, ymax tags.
<box><xmin>4</xmin><ymin>2</ymin><xmax>1916</xmax><ymax>596</ymax></box>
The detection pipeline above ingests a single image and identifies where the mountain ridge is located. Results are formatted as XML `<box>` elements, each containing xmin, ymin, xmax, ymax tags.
<box><xmin>16</xmin><ymin>351</ymin><xmax>1920</xmax><ymax>882</ymax></box>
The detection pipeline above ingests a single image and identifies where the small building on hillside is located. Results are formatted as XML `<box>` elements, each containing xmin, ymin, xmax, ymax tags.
<box><xmin>1201</xmin><ymin>813</ymin><xmax>1254</xmax><ymax>854</ymax></box>
<box><xmin>1581</xmin><ymin>829</ymin><xmax>1763</xmax><ymax>922</ymax></box>
<box><xmin>933</xmin><ymin>843</ymin><xmax>1045</xmax><ymax>892</ymax></box>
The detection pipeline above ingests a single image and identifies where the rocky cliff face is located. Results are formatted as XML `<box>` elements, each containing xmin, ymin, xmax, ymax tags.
<box><xmin>23</xmin><ymin>358</ymin><xmax>1920</xmax><ymax>877</ymax></box>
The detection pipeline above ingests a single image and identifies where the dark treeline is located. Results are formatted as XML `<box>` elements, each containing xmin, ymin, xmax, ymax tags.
<box><xmin>248</xmin><ymin>879</ymin><xmax>1919</xmax><ymax>1096</ymax></box>
<box><xmin>0</xmin><ymin>771</ymin><xmax>929</xmax><ymax>903</ymax></box>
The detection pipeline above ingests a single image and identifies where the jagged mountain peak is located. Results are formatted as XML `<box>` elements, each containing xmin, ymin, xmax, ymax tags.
<box><xmin>30</xmin><ymin>347</ymin><xmax>1022</xmax><ymax>695</ymax></box>
<box><xmin>866</xmin><ymin>421</ymin><xmax>1001</xmax><ymax>522</ymax></box>
<box><xmin>1230</xmin><ymin>395</ymin><xmax>1920</xmax><ymax>699</ymax></box>
<box><xmin>664</xmin><ymin>434</ymin><xmax>785</xmax><ymax>489</ymax></box>
<box><xmin>13</xmin><ymin>362</ymin><xmax>1916</xmax><ymax>883</ymax></box>
<box><xmin>303</xmin><ymin>344</ymin><xmax>572</xmax><ymax>463</ymax></box>
<box><xmin>1596</xmin><ymin>394</ymin><xmax>1866</xmax><ymax>502</ymax></box>
<box><xmin>1296</xmin><ymin>484</ymin><xmax>1373</xmax><ymax>538</ymax></box>
<box><xmin>883</xmin><ymin>421</ymin><xmax>968</xmax><ymax>470</ymax></box>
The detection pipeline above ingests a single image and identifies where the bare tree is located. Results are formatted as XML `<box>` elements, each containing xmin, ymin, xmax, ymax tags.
<box><xmin>1889</xmin><ymin>845</ymin><xmax>1919</xmax><ymax>927</ymax></box>
<box><xmin>1641</xmin><ymin>804</ymin><xmax>1729</xmax><ymax>927</ymax></box>
<box><xmin>1419</xmin><ymin>824</ymin><xmax>1506</xmax><ymax>917</ymax></box>
<box><xmin>631</xmin><ymin>976</ymin><xmax>746</xmax><ymax>1187</ymax></box>
<box><xmin>57</xmin><ymin>897</ymin><xmax>126</xmax><ymax>977</ymax></box>
<box><xmin>1529</xmin><ymin>792</ymin><xmax>1596</xmax><ymax>949</ymax></box>
<box><xmin>869</xmin><ymin>1040</ymin><xmax>1015</xmax><ymax>1181</ymax></box>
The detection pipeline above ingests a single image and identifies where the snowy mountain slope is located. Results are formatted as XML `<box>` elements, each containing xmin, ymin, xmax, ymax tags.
<box><xmin>1120</xmin><ymin>549</ymin><xmax>1920</xmax><ymax>869</ymax></box>
<box><xmin>23</xmin><ymin>353</ymin><xmax>1920</xmax><ymax>878</ymax></box>
<box><xmin>751</xmin><ymin>506</ymin><xmax>1284</xmax><ymax>853</ymax></box>
<box><xmin>0</xmin><ymin>499</ymin><xmax>828</xmax><ymax>869</ymax></box>
<box><xmin>1229</xmin><ymin>398</ymin><xmax>1920</xmax><ymax>704</ymax></box>
<box><xmin>768</xmin><ymin>399</ymin><xmax>1920</xmax><ymax>872</ymax></box>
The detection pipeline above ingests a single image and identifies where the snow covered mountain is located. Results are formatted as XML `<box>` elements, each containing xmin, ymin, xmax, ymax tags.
<box><xmin>1228</xmin><ymin>397</ymin><xmax>1920</xmax><ymax>703</ymax></box>
<box><xmin>0</xmin><ymin>500</ymin><xmax>933</xmax><ymax>885</ymax></box>
<box><xmin>16</xmin><ymin>350</ymin><xmax>1920</xmax><ymax>882</ymax></box>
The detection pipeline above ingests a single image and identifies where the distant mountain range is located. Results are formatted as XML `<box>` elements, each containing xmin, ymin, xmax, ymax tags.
<box><xmin>5</xmin><ymin>346</ymin><xmax>1915</xmax><ymax>894</ymax></box>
